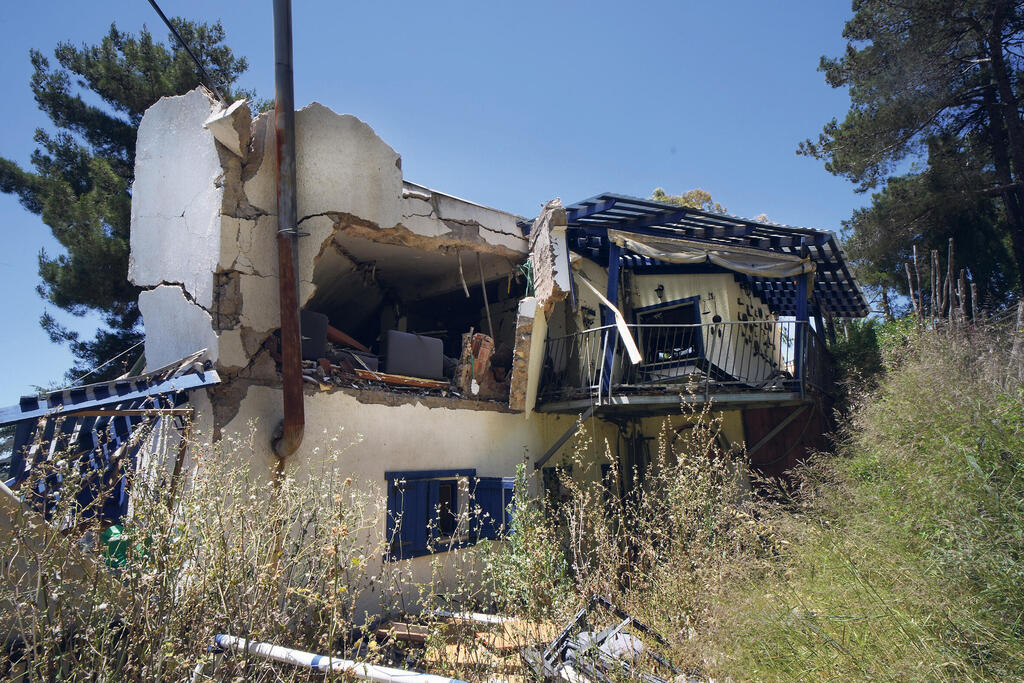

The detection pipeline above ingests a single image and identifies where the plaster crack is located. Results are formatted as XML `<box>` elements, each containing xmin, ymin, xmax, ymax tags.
<box><xmin>298</xmin><ymin>211</ymin><xmax>338</xmax><ymax>225</ymax></box>
<box><xmin>154</xmin><ymin>280</ymin><xmax>211</xmax><ymax>313</ymax></box>
<box><xmin>478</xmin><ymin>223</ymin><xmax>524</xmax><ymax>239</ymax></box>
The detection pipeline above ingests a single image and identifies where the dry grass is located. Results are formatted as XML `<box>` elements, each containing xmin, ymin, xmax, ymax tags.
<box><xmin>4</xmin><ymin>315</ymin><xmax>1022</xmax><ymax>681</ymax></box>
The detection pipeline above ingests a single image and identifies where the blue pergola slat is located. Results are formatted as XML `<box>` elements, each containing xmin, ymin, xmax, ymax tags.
<box><xmin>0</xmin><ymin>370</ymin><xmax>219</xmax><ymax>424</ymax></box>
<box><xmin>551</xmin><ymin>192</ymin><xmax>869</xmax><ymax>318</ymax></box>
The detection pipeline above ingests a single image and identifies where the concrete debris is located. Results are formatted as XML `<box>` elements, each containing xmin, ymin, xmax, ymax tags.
<box><xmin>453</xmin><ymin>333</ymin><xmax>511</xmax><ymax>401</ymax></box>
<box><xmin>508</xmin><ymin>297</ymin><xmax>546</xmax><ymax>413</ymax></box>
<box><xmin>528</xmin><ymin>198</ymin><xmax>571</xmax><ymax>314</ymax></box>
<box><xmin>203</xmin><ymin>99</ymin><xmax>252</xmax><ymax>158</ymax></box>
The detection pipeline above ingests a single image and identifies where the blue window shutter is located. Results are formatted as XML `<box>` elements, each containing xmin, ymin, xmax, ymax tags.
<box><xmin>474</xmin><ymin>477</ymin><xmax>515</xmax><ymax>540</ymax></box>
<box><xmin>427</xmin><ymin>479</ymin><xmax>441</xmax><ymax>543</ymax></box>
<box><xmin>502</xmin><ymin>477</ymin><xmax>515</xmax><ymax>534</ymax></box>
<box><xmin>388</xmin><ymin>478</ymin><xmax>429</xmax><ymax>560</ymax></box>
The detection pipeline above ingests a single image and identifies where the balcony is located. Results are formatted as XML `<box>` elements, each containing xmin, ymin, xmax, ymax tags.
<box><xmin>535</xmin><ymin>320</ymin><xmax>832</xmax><ymax>414</ymax></box>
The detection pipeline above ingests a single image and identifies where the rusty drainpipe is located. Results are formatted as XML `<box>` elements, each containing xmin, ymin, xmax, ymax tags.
<box><xmin>271</xmin><ymin>0</ymin><xmax>304</xmax><ymax>464</ymax></box>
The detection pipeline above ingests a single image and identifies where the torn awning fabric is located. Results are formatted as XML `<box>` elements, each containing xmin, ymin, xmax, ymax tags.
<box><xmin>607</xmin><ymin>230</ymin><xmax>816</xmax><ymax>280</ymax></box>
<box><xmin>0</xmin><ymin>350</ymin><xmax>220</xmax><ymax>525</ymax></box>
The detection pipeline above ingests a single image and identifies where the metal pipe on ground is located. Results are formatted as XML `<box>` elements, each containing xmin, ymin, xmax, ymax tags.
<box><xmin>212</xmin><ymin>635</ymin><xmax>467</xmax><ymax>683</ymax></box>
<box><xmin>272</xmin><ymin>0</ymin><xmax>304</xmax><ymax>461</ymax></box>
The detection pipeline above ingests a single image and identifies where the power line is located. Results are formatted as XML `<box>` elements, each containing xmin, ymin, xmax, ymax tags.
<box><xmin>70</xmin><ymin>340</ymin><xmax>145</xmax><ymax>386</ymax></box>
<box><xmin>144</xmin><ymin>0</ymin><xmax>226</xmax><ymax>102</ymax></box>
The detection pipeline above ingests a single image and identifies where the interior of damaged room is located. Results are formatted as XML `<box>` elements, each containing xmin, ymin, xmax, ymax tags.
<box><xmin>297</xmin><ymin>235</ymin><xmax>529</xmax><ymax>403</ymax></box>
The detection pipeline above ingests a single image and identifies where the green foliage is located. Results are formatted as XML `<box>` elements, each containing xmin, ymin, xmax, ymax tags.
<box><xmin>0</xmin><ymin>21</ymin><xmax>250</xmax><ymax>382</ymax></box>
<box><xmin>844</xmin><ymin>138</ymin><xmax>1019</xmax><ymax>300</ymax></box>
<box><xmin>651</xmin><ymin>187</ymin><xmax>726</xmax><ymax>213</ymax></box>
<box><xmin>830</xmin><ymin>315</ymin><xmax>921</xmax><ymax>394</ymax></box>
<box><xmin>828</xmin><ymin>318</ymin><xmax>885</xmax><ymax>400</ymax></box>
<box><xmin>800</xmin><ymin>0</ymin><xmax>1024</xmax><ymax>302</ymax></box>
<box><xmin>479</xmin><ymin>463</ymin><xmax>572</xmax><ymax>618</ymax></box>
<box><xmin>709</xmin><ymin>318</ymin><xmax>1024</xmax><ymax>680</ymax></box>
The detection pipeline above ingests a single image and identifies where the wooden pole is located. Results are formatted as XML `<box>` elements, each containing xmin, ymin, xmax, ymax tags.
<box><xmin>476</xmin><ymin>252</ymin><xmax>495</xmax><ymax>340</ymax></box>
<box><xmin>913</xmin><ymin>245</ymin><xmax>923</xmax><ymax>319</ymax></box>
<box><xmin>970</xmin><ymin>282</ymin><xmax>978</xmax><ymax>324</ymax></box>
<box><xmin>945</xmin><ymin>238</ymin><xmax>954</xmax><ymax>318</ymax></box>
<box><xmin>1011</xmin><ymin>300</ymin><xmax>1024</xmax><ymax>378</ymax></box>
<box><xmin>905</xmin><ymin>262</ymin><xmax>919</xmax><ymax>318</ymax></box>
<box><xmin>954</xmin><ymin>268</ymin><xmax>962</xmax><ymax>321</ymax></box>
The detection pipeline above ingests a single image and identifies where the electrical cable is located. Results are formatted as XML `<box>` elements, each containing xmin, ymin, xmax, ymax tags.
<box><xmin>144</xmin><ymin>0</ymin><xmax>226</xmax><ymax>102</ymax></box>
<box><xmin>68</xmin><ymin>340</ymin><xmax>145</xmax><ymax>386</ymax></box>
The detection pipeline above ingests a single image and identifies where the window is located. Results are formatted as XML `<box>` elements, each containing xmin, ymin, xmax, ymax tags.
<box><xmin>634</xmin><ymin>297</ymin><xmax>703</xmax><ymax>366</ymax></box>
<box><xmin>386</xmin><ymin>469</ymin><xmax>514</xmax><ymax>560</ymax></box>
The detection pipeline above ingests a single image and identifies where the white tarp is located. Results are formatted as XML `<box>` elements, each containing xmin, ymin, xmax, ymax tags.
<box><xmin>608</xmin><ymin>230</ymin><xmax>816</xmax><ymax>281</ymax></box>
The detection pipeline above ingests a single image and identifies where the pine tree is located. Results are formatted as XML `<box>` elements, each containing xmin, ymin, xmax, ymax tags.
<box><xmin>0</xmin><ymin>20</ymin><xmax>250</xmax><ymax>382</ymax></box>
<box><xmin>800</xmin><ymin>0</ymin><xmax>1024</xmax><ymax>301</ymax></box>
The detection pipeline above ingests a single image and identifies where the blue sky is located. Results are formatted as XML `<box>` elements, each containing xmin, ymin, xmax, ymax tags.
<box><xmin>0</xmin><ymin>1</ymin><xmax>865</xmax><ymax>404</ymax></box>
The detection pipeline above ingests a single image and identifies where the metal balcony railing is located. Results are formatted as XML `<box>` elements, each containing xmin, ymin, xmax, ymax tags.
<box><xmin>537</xmin><ymin>320</ymin><xmax>832</xmax><ymax>405</ymax></box>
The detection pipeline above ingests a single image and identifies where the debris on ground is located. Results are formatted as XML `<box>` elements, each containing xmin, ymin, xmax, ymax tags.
<box><xmin>204</xmin><ymin>596</ymin><xmax>695</xmax><ymax>682</ymax></box>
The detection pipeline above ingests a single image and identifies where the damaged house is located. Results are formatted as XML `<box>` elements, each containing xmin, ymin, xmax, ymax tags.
<box><xmin>0</xmin><ymin>89</ymin><xmax>867</xmax><ymax>611</ymax></box>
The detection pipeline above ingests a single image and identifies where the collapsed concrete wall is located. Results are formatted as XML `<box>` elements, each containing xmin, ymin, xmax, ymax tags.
<box><xmin>130</xmin><ymin>88</ymin><xmax>534</xmax><ymax>432</ymax></box>
<box><xmin>508</xmin><ymin>199</ymin><xmax>572</xmax><ymax>412</ymax></box>
<box><xmin>128</xmin><ymin>87</ymin><xmax>572</xmax><ymax>614</ymax></box>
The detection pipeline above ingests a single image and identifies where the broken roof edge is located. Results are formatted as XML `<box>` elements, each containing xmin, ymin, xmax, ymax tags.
<box><xmin>0</xmin><ymin>349</ymin><xmax>219</xmax><ymax>426</ymax></box>
<box><xmin>402</xmin><ymin>181</ymin><xmax>528</xmax><ymax>223</ymax></box>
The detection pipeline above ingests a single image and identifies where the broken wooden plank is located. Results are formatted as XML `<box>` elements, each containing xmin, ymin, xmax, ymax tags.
<box><xmin>354</xmin><ymin>369</ymin><xmax>450</xmax><ymax>389</ymax></box>
<box><xmin>476</xmin><ymin>620</ymin><xmax>561</xmax><ymax>653</ymax></box>
<box><xmin>375</xmin><ymin>621</ymin><xmax>430</xmax><ymax>644</ymax></box>
<box><xmin>429</xmin><ymin>610</ymin><xmax>513</xmax><ymax>625</ymax></box>
<box><xmin>326</xmin><ymin>324</ymin><xmax>371</xmax><ymax>353</ymax></box>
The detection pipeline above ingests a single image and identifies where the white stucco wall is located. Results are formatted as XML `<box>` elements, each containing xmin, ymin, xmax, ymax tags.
<box><xmin>129</xmin><ymin>89</ymin><xmax>224</xmax><ymax>310</ymax></box>
<box><xmin>137</xmin><ymin>285</ymin><xmax>219</xmax><ymax>369</ymax></box>
<box><xmin>221</xmin><ymin>385</ymin><xmax>575</xmax><ymax>614</ymax></box>
<box><xmin>244</xmin><ymin>105</ymin><xmax>404</xmax><ymax>230</ymax></box>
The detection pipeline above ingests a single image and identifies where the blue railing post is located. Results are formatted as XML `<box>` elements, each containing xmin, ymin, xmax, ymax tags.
<box><xmin>794</xmin><ymin>272</ymin><xmax>808</xmax><ymax>385</ymax></box>
<box><xmin>600</xmin><ymin>242</ymin><xmax>622</xmax><ymax>399</ymax></box>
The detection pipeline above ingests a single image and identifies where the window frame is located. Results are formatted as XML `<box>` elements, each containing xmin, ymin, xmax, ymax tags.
<box><xmin>632</xmin><ymin>295</ymin><xmax>705</xmax><ymax>373</ymax></box>
<box><xmin>385</xmin><ymin>469</ymin><xmax>515</xmax><ymax>561</ymax></box>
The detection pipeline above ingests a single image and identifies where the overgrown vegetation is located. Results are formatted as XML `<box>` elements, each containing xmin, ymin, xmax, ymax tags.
<box><xmin>4</xmin><ymin>315</ymin><xmax>1023</xmax><ymax>681</ymax></box>
<box><xmin>697</xmin><ymin>314</ymin><xmax>1024</xmax><ymax>680</ymax></box>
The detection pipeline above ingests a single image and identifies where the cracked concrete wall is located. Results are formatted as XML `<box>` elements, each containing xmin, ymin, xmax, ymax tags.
<box><xmin>528</xmin><ymin>198</ymin><xmax>571</xmax><ymax>311</ymax></box>
<box><xmin>138</xmin><ymin>285</ymin><xmax>219</xmax><ymax>370</ymax></box>
<box><xmin>244</xmin><ymin>104</ymin><xmax>404</xmax><ymax>231</ymax></box>
<box><xmin>397</xmin><ymin>182</ymin><xmax>528</xmax><ymax>256</ymax></box>
<box><xmin>130</xmin><ymin>89</ymin><xmax>236</xmax><ymax>369</ymax></box>
<box><xmin>130</xmin><ymin>87</ymin><xmax>543</xmax><ymax>477</ymax></box>
<box><xmin>508</xmin><ymin>200</ymin><xmax>571</xmax><ymax>413</ymax></box>
<box><xmin>130</xmin><ymin>89</ymin><xmax>227</xmax><ymax>312</ymax></box>
<box><xmin>131</xmin><ymin>87</ymin><xmax>532</xmax><ymax>399</ymax></box>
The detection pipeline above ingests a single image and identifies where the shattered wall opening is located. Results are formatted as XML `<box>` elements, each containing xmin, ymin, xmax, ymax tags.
<box><xmin>300</xmin><ymin>226</ymin><xmax>530</xmax><ymax>403</ymax></box>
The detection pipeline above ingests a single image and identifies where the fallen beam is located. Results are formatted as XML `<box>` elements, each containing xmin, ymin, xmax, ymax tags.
<box><xmin>354</xmin><ymin>369</ymin><xmax>450</xmax><ymax>390</ymax></box>
<box><xmin>534</xmin><ymin>405</ymin><xmax>595</xmax><ymax>470</ymax></box>
<box><xmin>375</xmin><ymin>622</ymin><xmax>429</xmax><ymax>644</ymax></box>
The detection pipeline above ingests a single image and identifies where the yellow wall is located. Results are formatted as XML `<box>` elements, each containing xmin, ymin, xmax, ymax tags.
<box><xmin>565</xmin><ymin>261</ymin><xmax>786</xmax><ymax>383</ymax></box>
